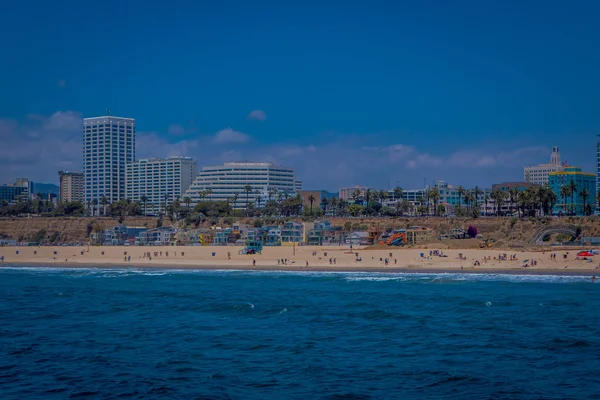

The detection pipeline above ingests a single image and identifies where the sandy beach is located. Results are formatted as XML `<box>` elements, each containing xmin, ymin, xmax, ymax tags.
<box><xmin>1</xmin><ymin>245</ymin><xmax>599</xmax><ymax>275</ymax></box>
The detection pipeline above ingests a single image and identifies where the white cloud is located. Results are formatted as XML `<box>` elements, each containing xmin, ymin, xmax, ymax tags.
<box><xmin>247</xmin><ymin>110</ymin><xmax>267</xmax><ymax>121</ymax></box>
<box><xmin>0</xmin><ymin>111</ymin><xmax>82</xmax><ymax>183</ymax></box>
<box><xmin>167</xmin><ymin>124</ymin><xmax>185</xmax><ymax>136</ymax></box>
<box><xmin>214</xmin><ymin>127</ymin><xmax>249</xmax><ymax>144</ymax></box>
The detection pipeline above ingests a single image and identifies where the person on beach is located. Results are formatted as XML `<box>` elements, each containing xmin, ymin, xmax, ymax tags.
<box><xmin>592</xmin><ymin>276</ymin><xmax>596</xmax><ymax>283</ymax></box>
<box><xmin>253</xmin><ymin>259</ymin><xmax>256</xmax><ymax>266</ymax></box>
<box><xmin>306</xmin><ymin>261</ymin><xmax>309</xmax><ymax>269</ymax></box>
<box><xmin>0</xmin><ymin>256</ymin><xmax>4</xmax><ymax>262</ymax></box>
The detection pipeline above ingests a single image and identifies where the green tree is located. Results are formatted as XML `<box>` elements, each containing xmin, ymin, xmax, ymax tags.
<box><xmin>429</xmin><ymin>187</ymin><xmax>441</xmax><ymax>216</ymax></box>
<box><xmin>457</xmin><ymin>185</ymin><xmax>465</xmax><ymax>209</ymax></box>
<box><xmin>243</xmin><ymin>184</ymin><xmax>253</xmax><ymax>215</ymax></box>
<box><xmin>308</xmin><ymin>194</ymin><xmax>316</xmax><ymax>214</ymax></box>
<box><xmin>140</xmin><ymin>195</ymin><xmax>148</xmax><ymax>216</ymax></box>
<box><xmin>348</xmin><ymin>204</ymin><xmax>363</xmax><ymax>217</ymax></box>
<box><xmin>91</xmin><ymin>198</ymin><xmax>98</xmax><ymax>217</ymax></box>
<box><xmin>508</xmin><ymin>187</ymin><xmax>518</xmax><ymax>215</ymax></box>
<box><xmin>183</xmin><ymin>196</ymin><xmax>192</xmax><ymax>209</ymax></box>
<box><xmin>100</xmin><ymin>196</ymin><xmax>108</xmax><ymax>217</ymax></box>
<box><xmin>472</xmin><ymin>186</ymin><xmax>482</xmax><ymax>212</ymax></box>
<box><xmin>568</xmin><ymin>179</ymin><xmax>577</xmax><ymax>215</ymax></box>
<box><xmin>378</xmin><ymin>190</ymin><xmax>388</xmax><ymax>207</ymax></box>
<box><xmin>560</xmin><ymin>185</ymin><xmax>571</xmax><ymax>215</ymax></box>
<box><xmin>580</xmin><ymin>188</ymin><xmax>589</xmax><ymax>216</ymax></box>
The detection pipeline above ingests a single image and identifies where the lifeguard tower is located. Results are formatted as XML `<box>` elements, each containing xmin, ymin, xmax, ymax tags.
<box><xmin>239</xmin><ymin>240</ymin><xmax>263</xmax><ymax>254</ymax></box>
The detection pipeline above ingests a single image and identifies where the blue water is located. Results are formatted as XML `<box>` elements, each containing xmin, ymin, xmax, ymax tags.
<box><xmin>1</xmin><ymin>267</ymin><xmax>599</xmax><ymax>399</ymax></box>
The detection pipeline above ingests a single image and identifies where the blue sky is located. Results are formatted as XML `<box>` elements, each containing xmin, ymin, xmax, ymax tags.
<box><xmin>1</xmin><ymin>0</ymin><xmax>599</xmax><ymax>190</ymax></box>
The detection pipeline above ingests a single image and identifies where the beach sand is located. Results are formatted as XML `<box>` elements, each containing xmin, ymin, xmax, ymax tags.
<box><xmin>1</xmin><ymin>245</ymin><xmax>599</xmax><ymax>275</ymax></box>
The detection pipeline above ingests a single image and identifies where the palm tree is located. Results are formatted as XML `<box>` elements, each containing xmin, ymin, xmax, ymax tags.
<box><xmin>393</xmin><ymin>186</ymin><xmax>403</xmax><ymax>202</ymax></box>
<box><xmin>508</xmin><ymin>187</ymin><xmax>518</xmax><ymax>215</ymax></box>
<box><xmin>457</xmin><ymin>185</ymin><xmax>465</xmax><ymax>208</ymax></box>
<box><xmin>568</xmin><ymin>179</ymin><xmax>577</xmax><ymax>215</ymax></box>
<box><xmin>243</xmin><ymin>184</ymin><xmax>253</xmax><ymax>215</ymax></box>
<box><xmin>100</xmin><ymin>196</ymin><xmax>108</xmax><ymax>217</ymax></box>
<box><xmin>378</xmin><ymin>190</ymin><xmax>388</xmax><ymax>206</ymax></box>
<box><xmin>580</xmin><ymin>188</ymin><xmax>589</xmax><ymax>216</ymax></box>
<box><xmin>321</xmin><ymin>198</ymin><xmax>329</xmax><ymax>214</ymax></box>
<box><xmin>91</xmin><ymin>199</ymin><xmax>98</xmax><ymax>216</ymax></box>
<box><xmin>308</xmin><ymin>194</ymin><xmax>316</xmax><ymax>214</ymax></box>
<box><xmin>484</xmin><ymin>194</ymin><xmax>489</xmax><ymax>216</ymax></box>
<box><xmin>162</xmin><ymin>193</ymin><xmax>169</xmax><ymax>215</ymax></box>
<box><xmin>254</xmin><ymin>190</ymin><xmax>262</xmax><ymax>208</ymax></box>
<box><xmin>560</xmin><ymin>185</ymin><xmax>571</xmax><ymax>215</ymax></box>
<box><xmin>330</xmin><ymin>197</ymin><xmax>339</xmax><ymax>217</ymax></box>
<box><xmin>352</xmin><ymin>188</ymin><xmax>361</xmax><ymax>203</ymax></box>
<box><xmin>140</xmin><ymin>195</ymin><xmax>148</xmax><ymax>216</ymax></box>
<box><xmin>233</xmin><ymin>192</ymin><xmax>239</xmax><ymax>210</ymax></box>
<box><xmin>268</xmin><ymin>187</ymin><xmax>277</xmax><ymax>202</ymax></box>
<box><xmin>86</xmin><ymin>199</ymin><xmax>92</xmax><ymax>216</ymax></box>
<box><xmin>183</xmin><ymin>196</ymin><xmax>192</xmax><ymax>209</ymax></box>
<box><xmin>472</xmin><ymin>186</ymin><xmax>482</xmax><ymax>211</ymax></box>
<box><xmin>429</xmin><ymin>187</ymin><xmax>441</xmax><ymax>216</ymax></box>
<box><xmin>493</xmin><ymin>189</ymin><xmax>507</xmax><ymax>216</ymax></box>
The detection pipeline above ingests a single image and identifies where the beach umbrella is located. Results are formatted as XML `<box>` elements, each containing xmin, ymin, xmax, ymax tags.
<box><xmin>577</xmin><ymin>251</ymin><xmax>594</xmax><ymax>257</ymax></box>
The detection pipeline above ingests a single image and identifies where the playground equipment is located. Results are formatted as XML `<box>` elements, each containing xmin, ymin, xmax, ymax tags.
<box><xmin>239</xmin><ymin>240</ymin><xmax>263</xmax><ymax>255</ymax></box>
<box><xmin>379</xmin><ymin>231</ymin><xmax>407</xmax><ymax>246</ymax></box>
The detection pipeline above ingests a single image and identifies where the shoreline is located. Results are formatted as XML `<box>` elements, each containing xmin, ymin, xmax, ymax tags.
<box><xmin>1</xmin><ymin>245</ymin><xmax>598</xmax><ymax>277</ymax></box>
<box><xmin>1</xmin><ymin>261</ymin><xmax>596</xmax><ymax>276</ymax></box>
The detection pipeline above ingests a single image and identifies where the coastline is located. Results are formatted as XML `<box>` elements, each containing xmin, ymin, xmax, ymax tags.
<box><xmin>1</xmin><ymin>245</ymin><xmax>598</xmax><ymax>276</ymax></box>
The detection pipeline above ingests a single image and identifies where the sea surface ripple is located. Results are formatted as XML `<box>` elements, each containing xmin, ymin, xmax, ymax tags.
<box><xmin>1</xmin><ymin>266</ymin><xmax>599</xmax><ymax>399</ymax></box>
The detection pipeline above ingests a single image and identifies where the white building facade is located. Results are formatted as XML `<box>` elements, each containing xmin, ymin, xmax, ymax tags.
<box><xmin>524</xmin><ymin>146</ymin><xmax>563</xmax><ymax>186</ymax></box>
<box><xmin>126</xmin><ymin>157</ymin><xmax>198</xmax><ymax>214</ymax></box>
<box><xmin>184</xmin><ymin>162</ymin><xmax>297</xmax><ymax>209</ymax></box>
<box><xmin>83</xmin><ymin>116</ymin><xmax>135</xmax><ymax>205</ymax></box>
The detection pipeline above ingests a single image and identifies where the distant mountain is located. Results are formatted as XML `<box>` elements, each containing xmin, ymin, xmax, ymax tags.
<box><xmin>33</xmin><ymin>183</ymin><xmax>59</xmax><ymax>195</ymax></box>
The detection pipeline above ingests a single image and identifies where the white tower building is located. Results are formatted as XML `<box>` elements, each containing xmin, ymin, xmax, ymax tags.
<box><xmin>524</xmin><ymin>146</ymin><xmax>563</xmax><ymax>186</ymax></box>
<box><xmin>83</xmin><ymin>116</ymin><xmax>135</xmax><ymax>206</ymax></box>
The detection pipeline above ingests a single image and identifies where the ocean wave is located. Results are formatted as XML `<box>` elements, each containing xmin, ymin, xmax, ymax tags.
<box><xmin>0</xmin><ymin>265</ymin><xmax>594</xmax><ymax>283</ymax></box>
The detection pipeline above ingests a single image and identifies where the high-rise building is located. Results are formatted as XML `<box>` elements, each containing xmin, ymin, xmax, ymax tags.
<box><xmin>83</xmin><ymin>116</ymin><xmax>135</xmax><ymax>205</ymax></box>
<box><xmin>184</xmin><ymin>162</ymin><xmax>297</xmax><ymax>209</ymax></box>
<box><xmin>524</xmin><ymin>146</ymin><xmax>563</xmax><ymax>186</ymax></box>
<box><xmin>126</xmin><ymin>157</ymin><xmax>198</xmax><ymax>215</ymax></box>
<box><xmin>58</xmin><ymin>171</ymin><xmax>84</xmax><ymax>203</ymax></box>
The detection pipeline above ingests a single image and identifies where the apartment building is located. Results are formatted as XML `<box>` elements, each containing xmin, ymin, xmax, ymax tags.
<box><xmin>83</xmin><ymin>116</ymin><xmax>135</xmax><ymax>205</ymax></box>
<box><xmin>126</xmin><ymin>157</ymin><xmax>197</xmax><ymax>214</ymax></box>
<box><xmin>184</xmin><ymin>162</ymin><xmax>297</xmax><ymax>209</ymax></box>
<box><xmin>58</xmin><ymin>171</ymin><xmax>84</xmax><ymax>203</ymax></box>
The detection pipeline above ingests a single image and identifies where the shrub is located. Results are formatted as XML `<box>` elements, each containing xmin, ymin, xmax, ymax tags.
<box><xmin>467</xmin><ymin>225</ymin><xmax>478</xmax><ymax>238</ymax></box>
<box><xmin>31</xmin><ymin>228</ymin><xmax>47</xmax><ymax>243</ymax></box>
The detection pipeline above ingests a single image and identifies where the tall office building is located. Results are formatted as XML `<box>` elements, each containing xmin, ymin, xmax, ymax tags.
<box><xmin>58</xmin><ymin>171</ymin><xmax>84</xmax><ymax>203</ymax></box>
<box><xmin>126</xmin><ymin>157</ymin><xmax>198</xmax><ymax>214</ymax></box>
<box><xmin>83</xmin><ymin>116</ymin><xmax>135</xmax><ymax>205</ymax></box>
<box><xmin>184</xmin><ymin>162</ymin><xmax>297</xmax><ymax>209</ymax></box>
<box><xmin>524</xmin><ymin>146</ymin><xmax>563</xmax><ymax>186</ymax></box>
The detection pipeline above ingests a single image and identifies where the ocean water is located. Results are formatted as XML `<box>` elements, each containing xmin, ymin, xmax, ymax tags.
<box><xmin>1</xmin><ymin>266</ymin><xmax>599</xmax><ymax>399</ymax></box>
